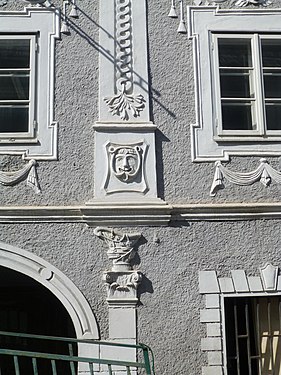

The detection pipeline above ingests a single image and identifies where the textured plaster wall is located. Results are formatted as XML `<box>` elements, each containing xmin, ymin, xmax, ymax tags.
<box><xmin>149</xmin><ymin>0</ymin><xmax>281</xmax><ymax>204</ymax></box>
<box><xmin>0</xmin><ymin>1</ymin><xmax>281</xmax><ymax>374</ymax></box>
<box><xmin>1</xmin><ymin>0</ymin><xmax>281</xmax><ymax>204</ymax></box>
<box><xmin>136</xmin><ymin>219</ymin><xmax>281</xmax><ymax>374</ymax></box>
<box><xmin>0</xmin><ymin>0</ymin><xmax>99</xmax><ymax>205</ymax></box>
<box><xmin>2</xmin><ymin>219</ymin><xmax>281</xmax><ymax>374</ymax></box>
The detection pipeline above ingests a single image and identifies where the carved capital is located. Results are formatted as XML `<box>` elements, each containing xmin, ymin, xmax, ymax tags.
<box><xmin>94</xmin><ymin>227</ymin><xmax>142</xmax><ymax>271</ymax></box>
<box><xmin>103</xmin><ymin>270</ymin><xmax>142</xmax><ymax>305</ymax></box>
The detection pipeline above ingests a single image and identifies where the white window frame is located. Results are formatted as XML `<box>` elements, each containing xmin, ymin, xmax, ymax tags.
<box><xmin>0</xmin><ymin>34</ymin><xmax>37</xmax><ymax>141</ymax></box>
<box><xmin>188</xmin><ymin>7</ymin><xmax>281</xmax><ymax>161</ymax></box>
<box><xmin>0</xmin><ymin>7</ymin><xmax>59</xmax><ymax>160</ymax></box>
<box><xmin>212</xmin><ymin>34</ymin><xmax>281</xmax><ymax>141</ymax></box>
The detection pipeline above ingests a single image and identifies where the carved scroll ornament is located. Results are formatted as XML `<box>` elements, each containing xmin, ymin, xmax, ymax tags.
<box><xmin>210</xmin><ymin>158</ymin><xmax>281</xmax><ymax>196</ymax></box>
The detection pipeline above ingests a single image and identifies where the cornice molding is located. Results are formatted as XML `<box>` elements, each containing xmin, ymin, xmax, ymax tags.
<box><xmin>1</xmin><ymin>202</ymin><xmax>281</xmax><ymax>225</ymax></box>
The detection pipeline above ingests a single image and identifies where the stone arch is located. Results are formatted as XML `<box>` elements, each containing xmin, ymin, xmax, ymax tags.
<box><xmin>0</xmin><ymin>240</ymin><xmax>99</xmax><ymax>340</ymax></box>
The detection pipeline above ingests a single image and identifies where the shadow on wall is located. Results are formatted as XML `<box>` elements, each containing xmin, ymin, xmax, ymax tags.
<box><xmin>155</xmin><ymin>129</ymin><xmax>170</xmax><ymax>200</ymax></box>
<box><xmin>64</xmin><ymin>5</ymin><xmax>177</xmax><ymax>121</ymax></box>
<box><xmin>137</xmin><ymin>274</ymin><xmax>154</xmax><ymax>306</ymax></box>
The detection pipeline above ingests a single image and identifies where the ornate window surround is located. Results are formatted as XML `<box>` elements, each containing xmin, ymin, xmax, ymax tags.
<box><xmin>0</xmin><ymin>7</ymin><xmax>59</xmax><ymax>160</ymax></box>
<box><xmin>199</xmin><ymin>264</ymin><xmax>281</xmax><ymax>375</ymax></box>
<box><xmin>188</xmin><ymin>7</ymin><xmax>281</xmax><ymax>162</ymax></box>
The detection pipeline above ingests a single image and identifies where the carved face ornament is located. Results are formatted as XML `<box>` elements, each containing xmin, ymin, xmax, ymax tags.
<box><xmin>109</xmin><ymin>146</ymin><xmax>141</xmax><ymax>182</ymax></box>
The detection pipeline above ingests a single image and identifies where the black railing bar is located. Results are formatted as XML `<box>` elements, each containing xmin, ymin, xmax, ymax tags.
<box><xmin>0</xmin><ymin>330</ymin><xmax>145</xmax><ymax>350</ymax></box>
<box><xmin>256</xmin><ymin>299</ymin><xmax>262</xmax><ymax>375</ymax></box>
<box><xmin>0</xmin><ymin>349</ymin><xmax>147</xmax><ymax>368</ymax></box>
<box><xmin>234</xmin><ymin>302</ymin><xmax>240</xmax><ymax>375</ymax></box>
<box><xmin>245</xmin><ymin>302</ymin><xmax>252</xmax><ymax>375</ymax></box>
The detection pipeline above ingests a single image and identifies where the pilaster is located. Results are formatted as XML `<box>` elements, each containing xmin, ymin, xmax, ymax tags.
<box><xmin>94</xmin><ymin>227</ymin><xmax>143</xmax><ymax>346</ymax></box>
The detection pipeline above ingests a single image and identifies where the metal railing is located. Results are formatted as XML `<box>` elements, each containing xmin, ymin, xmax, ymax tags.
<box><xmin>0</xmin><ymin>330</ymin><xmax>155</xmax><ymax>375</ymax></box>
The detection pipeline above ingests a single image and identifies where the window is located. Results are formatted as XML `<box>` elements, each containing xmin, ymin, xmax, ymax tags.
<box><xmin>0</xmin><ymin>8</ymin><xmax>59</xmax><ymax>159</ymax></box>
<box><xmin>188</xmin><ymin>7</ymin><xmax>281</xmax><ymax>161</ymax></box>
<box><xmin>0</xmin><ymin>36</ymin><xmax>36</xmax><ymax>140</ymax></box>
<box><xmin>224</xmin><ymin>296</ymin><xmax>281</xmax><ymax>375</ymax></box>
<box><xmin>213</xmin><ymin>35</ymin><xmax>281</xmax><ymax>140</ymax></box>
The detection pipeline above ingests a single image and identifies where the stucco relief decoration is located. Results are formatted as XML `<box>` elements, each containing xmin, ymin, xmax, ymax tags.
<box><xmin>193</xmin><ymin>0</ymin><xmax>271</xmax><ymax>6</ymax></box>
<box><xmin>102</xmin><ymin>272</ymin><xmax>142</xmax><ymax>300</ymax></box>
<box><xmin>104</xmin><ymin>141</ymin><xmax>148</xmax><ymax>195</ymax></box>
<box><xmin>168</xmin><ymin>0</ymin><xmax>271</xmax><ymax>32</ymax></box>
<box><xmin>94</xmin><ymin>227</ymin><xmax>143</xmax><ymax>305</ymax></box>
<box><xmin>109</xmin><ymin>145</ymin><xmax>142</xmax><ymax>183</ymax></box>
<box><xmin>210</xmin><ymin>158</ymin><xmax>281</xmax><ymax>196</ymax></box>
<box><xmin>0</xmin><ymin>159</ymin><xmax>40</xmax><ymax>194</ymax></box>
<box><xmin>0</xmin><ymin>0</ymin><xmax>7</xmax><ymax>6</ymax></box>
<box><xmin>103</xmin><ymin>0</ymin><xmax>145</xmax><ymax>120</ymax></box>
<box><xmin>94</xmin><ymin>227</ymin><xmax>141</xmax><ymax>270</ymax></box>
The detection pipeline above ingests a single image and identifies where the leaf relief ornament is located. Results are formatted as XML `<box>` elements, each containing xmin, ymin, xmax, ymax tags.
<box><xmin>104</xmin><ymin>85</ymin><xmax>145</xmax><ymax>121</ymax></box>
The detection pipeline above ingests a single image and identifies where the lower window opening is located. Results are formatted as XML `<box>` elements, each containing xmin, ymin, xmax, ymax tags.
<box><xmin>225</xmin><ymin>296</ymin><xmax>281</xmax><ymax>375</ymax></box>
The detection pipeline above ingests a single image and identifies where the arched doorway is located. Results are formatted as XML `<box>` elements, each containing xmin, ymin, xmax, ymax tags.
<box><xmin>0</xmin><ymin>241</ymin><xmax>100</xmax><ymax>373</ymax></box>
<box><xmin>0</xmin><ymin>266</ymin><xmax>76</xmax><ymax>337</ymax></box>
<box><xmin>0</xmin><ymin>240</ymin><xmax>99</xmax><ymax>339</ymax></box>
<box><xmin>0</xmin><ymin>266</ymin><xmax>78</xmax><ymax>374</ymax></box>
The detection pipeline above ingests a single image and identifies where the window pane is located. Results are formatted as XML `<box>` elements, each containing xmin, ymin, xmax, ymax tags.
<box><xmin>263</xmin><ymin>71</ymin><xmax>281</xmax><ymax>98</ymax></box>
<box><xmin>0</xmin><ymin>106</ymin><xmax>29</xmax><ymax>132</ymax></box>
<box><xmin>0</xmin><ymin>72</ymin><xmax>29</xmax><ymax>100</ymax></box>
<box><xmin>218</xmin><ymin>38</ymin><xmax>252</xmax><ymax>67</ymax></box>
<box><xmin>222</xmin><ymin>102</ymin><xmax>254</xmax><ymax>130</ymax></box>
<box><xmin>0</xmin><ymin>40</ymin><xmax>30</xmax><ymax>69</ymax></box>
<box><xmin>220</xmin><ymin>69</ymin><xmax>251</xmax><ymax>98</ymax></box>
<box><xmin>262</xmin><ymin>39</ymin><xmax>281</xmax><ymax>67</ymax></box>
<box><xmin>265</xmin><ymin>103</ymin><xmax>281</xmax><ymax>130</ymax></box>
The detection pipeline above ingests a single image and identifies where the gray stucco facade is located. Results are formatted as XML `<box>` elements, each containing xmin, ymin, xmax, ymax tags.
<box><xmin>0</xmin><ymin>0</ymin><xmax>281</xmax><ymax>374</ymax></box>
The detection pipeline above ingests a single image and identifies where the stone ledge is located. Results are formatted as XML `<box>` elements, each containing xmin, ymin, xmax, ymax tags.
<box><xmin>0</xmin><ymin>202</ymin><xmax>281</xmax><ymax>225</ymax></box>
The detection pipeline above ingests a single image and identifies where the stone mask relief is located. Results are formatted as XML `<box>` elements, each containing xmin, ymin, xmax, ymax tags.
<box><xmin>109</xmin><ymin>145</ymin><xmax>142</xmax><ymax>183</ymax></box>
<box><xmin>102</xmin><ymin>140</ymin><xmax>148</xmax><ymax>195</ymax></box>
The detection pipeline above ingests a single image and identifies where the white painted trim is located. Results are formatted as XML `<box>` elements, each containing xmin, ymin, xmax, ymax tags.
<box><xmin>0</xmin><ymin>240</ymin><xmax>99</xmax><ymax>339</ymax></box>
<box><xmin>0</xmin><ymin>202</ymin><xmax>281</xmax><ymax>224</ymax></box>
